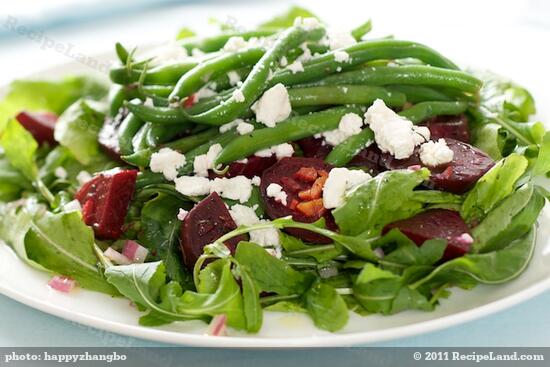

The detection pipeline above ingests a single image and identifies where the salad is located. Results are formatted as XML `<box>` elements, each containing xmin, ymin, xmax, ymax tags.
<box><xmin>1</xmin><ymin>6</ymin><xmax>549</xmax><ymax>334</ymax></box>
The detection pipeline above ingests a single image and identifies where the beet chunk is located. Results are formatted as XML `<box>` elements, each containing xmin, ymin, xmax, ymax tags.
<box><xmin>15</xmin><ymin>111</ymin><xmax>58</xmax><ymax>145</ymax></box>
<box><xmin>180</xmin><ymin>192</ymin><xmax>245</xmax><ymax>270</ymax></box>
<box><xmin>348</xmin><ymin>144</ymin><xmax>390</xmax><ymax>175</ymax></box>
<box><xmin>209</xmin><ymin>155</ymin><xmax>277</xmax><ymax>179</ymax></box>
<box><xmin>296</xmin><ymin>137</ymin><xmax>332</xmax><ymax>159</ymax></box>
<box><xmin>75</xmin><ymin>168</ymin><xmax>138</xmax><ymax>240</ymax></box>
<box><xmin>383</xmin><ymin>209</ymin><xmax>473</xmax><ymax>260</ymax></box>
<box><xmin>261</xmin><ymin>157</ymin><xmax>336</xmax><ymax>243</ymax></box>
<box><xmin>424</xmin><ymin>114</ymin><xmax>470</xmax><ymax>143</ymax></box>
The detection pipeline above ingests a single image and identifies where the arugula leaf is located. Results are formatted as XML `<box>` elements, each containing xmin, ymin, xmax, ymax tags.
<box><xmin>264</xmin><ymin>300</ymin><xmax>307</xmax><ymax>313</ymax></box>
<box><xmin>0</xmin><ymin>76</ymin><xmax>108</xmax><ymax>133</ymax></box>
<box><xmin>176</xmin><ymin>27</ymin><xmax>196</xmax><ymax>40</ymax></box>
<box><xmin>280</xmin><ymin>232</ymin><xmax>342</xmax><ymax>262</ymax></box>
<box><xmin>0</xmin><ymin>119</ymin><xmax>38</xmax><ymax>181</ymax></box>
<box><xmin>138</xmin><ymin>194</ymin><xmax>193</xmax><ymax>288</ymax></box>
<box><xmin>381</xmin><ymin>235</ymin><xmax>447</xmax><ymax>269</ymax></box>
<box><xmin>532</xmin><ymin>132</ymin><xmax>550</xmax><ymax>177</ymax></box>
<box><xmin>472</xmin><ymin>184</ymin><xmax>544</xmax><ymax>253</ymax></box>
<box><xmin>259</xmin><ymin>6</ymin><xmax>318</xmax><ymax>29</ymax></box>
<box><xmin>25</xmin><ymin>211</ymin><xmax>119</xmax><ymax>295</ymax></box>
<box><xmin>239</xmin><ymin>265</ymin><xmax>263</xmax><ymax>333</ymax></box>
<box><xmin>0</xmin><ymin>156</ymin><xmax>32</xmax><ymax>201</ymax></box>
<box><xmin>235</xmin><ymin>241</ymin><xmax>313</xmax><ymax>296</ymax></box>
<box><xmin>412</xmin><ymin>227</ymin><xmax>536</xmax><ymax>289</ymax></box>
<box><xmin>333</xmin><ymin>168</ymin><xmax>430</xmax><ymax>236</ymax></box>
<box><xmin>461</xmin><ymin>153</ymin><xmax>528</xmax><ymax>224</ymax></box>
<box><xmin>54</xmin><ymin>99</ymin><xmax>107</xmax><ymax>165</ymax></box>
<box><xmin>304</xmin><ymin>281</ymin><xmax>348</xmax><ymax>332</ymax></box>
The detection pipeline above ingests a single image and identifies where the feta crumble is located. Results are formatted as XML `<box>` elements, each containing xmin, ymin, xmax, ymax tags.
<box><xmin>219</xmin><ymin>119</ymin><xmax>243</xmax><ymax>133</ymax></box>
<box><xmin>177</xmin><ymin>208</ymin><xmax>189</xmax><ymax>221</ymax></box>
<box><xmin>232</xmin><ymin>89</ymin><xmax>245</xmax><ymax>103</ymax></box>
<box><xmin>333</xmin><ymin>50</ymin><xmax>350</xmax><ymax>63</ymax></box>
<box><xmin>322</xmin><ymin>112</ymin><xmax>363</xmax><ymax>146</ymax></box>
<box><xmin>419</xmin><ymin>138</ymin><xmax>454</xmax><ymax>166</ymax></box>
<box><xmin>174</xmin><ymin>176</ymin><xmax>212</xmax><ymax>196</ymax></box>
<box><xmin>195</xmin><ymin>86</ymin><xmax>217</xmax><ymax>101</ymax></box>
<box><xmin>255</xmin><ymin>143</ymin><xmax>294</xmax><ymax>159</ymax></box>
<box><xmin>236</xmin><ymin>122</ymin><xmax>254</xmax><ymax>135</ymax></box>
<box><xmin>266</xmin><ymin>183</ymin><xmax>287</xmax><ymax>205</ymax></box>
<box><xmin>251</xmin><ymin>83</ymin><xmax>292</xmax><ymax>127</ymax></box>
<box><xmin>227</xmin><ymin>70</ymin><xmax>241</xmax><ymax>86</ymax></box>
<box><xmin>293</xmin><ymin>17</ymin><xmax>321</xmax><ymax>31</ymax></box>
<box><xmin>323</xmin><ymin>167</ymin><xmax>372</xmax><ymax>209</ymax></box>
<box><xmin>150</xmin><ymin>148</ymin><xmax>186</xmax><ymax>181</ymax></box>
<box><xmin>327</xmin><ymin>30</ymin><xmax>357</xmax><ymax>50</ymax></box>
<box><xmin>193</xmin><ymin>143</ymin><xmax>222</xmax><ymax>177</ymax></box>
<box><xmin>210</xmin><ymin>176</ymin><xmax>253</xmax><ymax>203</ymax></box>
<box><xmin>223</xmin><ymin>36</ymin><xmax>248</xmax><ymax>52</ymax></box>
<box><xmin>364</xmin><ymin>99</ymin><xmax>431</xmax><ymax>159</ymax></box>
<box><xmin>63</xmin><ymin>200</ymin><xmax>82</xmax><ymax>212</ymax></box>
<box><xmin>251</xmin><ymin>176</ymin><xmax>261</xmax><ymax>186</ymax></box>
<box><xmin>280</xmin><ymin>56</ymin><xmax>288</xmax><ymax>67</ymax></box>
<box><xmin>76</xmin><ymin>171</ymin><xmax>92</xmax><ymax>186</ymax></box>
<box><xmin>151</xmin><ymin>42</ymin><xmax>189</xmax><ymax>65</ymax></box>
<box><xmin>286</xmin><ymin>60</ymin><xmax>304</xmax><ymax>74</ymax></box>
<box><xmin>229</xmin><ymin>204</ymin><xmax>281</xmax><ymax>253</ymax></box>
<box><xmin>54</xmin><ymin>167</ymin><xmax>68</xmax><ymax>180</ymax></box>
<box><xmin>229</xmin><ymin>204</ymin><xmax>260</xmax><ymax>226</ymax></box>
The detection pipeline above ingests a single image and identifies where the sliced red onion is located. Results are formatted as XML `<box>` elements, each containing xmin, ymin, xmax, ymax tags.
<box><xmin>48</xmin><ymin>275</ymin><xmax>77</xmax><ymax>293</ymax></box>
<box><xmin>104</xmin><ymin>247</ymin><xmax>132</xmax><ymax>265</ymax></box>
<box><xmin>407</xmin><ymin>164</ymin><xmax>422</xmax><ymax>171</ymax></box>
<box><xmin>207</xmin><ymin>314</ymin><xmax>227</xmax><ymax>336</ymax></box>
<box><xmin>373</xmin><ymin>247</ymin><xmax>385</xmax><ymax>259</ymax></box>
<box><xmin>122</xmin><ymin>240</ymin><xmax>149</xmax><ymax>263</ymax></box>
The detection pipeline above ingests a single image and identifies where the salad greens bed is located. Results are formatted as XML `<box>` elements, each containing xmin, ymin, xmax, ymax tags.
<box><xmin>1</xmin><ymin>6</ymin><xmax>549</xmax><ymax>334</ymax></box>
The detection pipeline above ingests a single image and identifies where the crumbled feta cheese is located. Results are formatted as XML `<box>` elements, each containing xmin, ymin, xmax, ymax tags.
<box><xmin>297</xmin><ymin>43</ymin><xmax>313</xmax><ymax>62</ymax></box>
<box><xmin>210</xmin><ymin>176</ymin><xmax>253</xmax><ymax>203</ymax></box>
<box><xmin>230</xmin><ymin>204</ymin><xmax>260</xmax><ymax>226</ymax></box>
<box><xmin>419</xmin><ymin>138</ymin><xmax>454</xmax><ymax>166</ymax></box>
<box><xmin>236</xmin><ymin>158</ymin><xmax>248</xmax><ymax>164</ymax></box>
<box><xmin>364</xmin><ymin>99</ymin><xmax>430</xmax><ymax>159</ymax></box>
<box><xmin>177</xmin><ymin>208</ymin><xmax>189</xmax><ymax>221</ymax></box>
<box><xmin>342</xmin><ymin>87</ymin><xmax>349</xmax><ymax>93</ymax></box>
<box><xmin>174</xmin><ymin>176</ymin><xmax>212</xmax><ymax>196</ymax></box>
<box><xmin>54</xmin><ymin>167</ymin><xmax>67</xmax><ymax>180</ymax></box>
<box><xmin>293</xmin><ymin>17</ymin><xmax>321</xmax><ymax>31</ymax></box>
<box><xmin>63</xmin><ymin>200</ymin><xmax>82</xmax><ymax>212</ymax></box>
<box><xmin>322</xmin><ymin>113</ymin><xmax>363</xmax><ymax>146</ymax></box>
<box><xmin>76</xmin><ymin>171</ymin><xmax>92</xmax><ymax>186</ymax></box>
<box><xmin>266</xmin><ymin>183</ymin><xmax>287</xmax><ymax>205</ymax></box>
<box><xmin>413</xmin><ymin>126</ymin><xmax>431</xmax><ymax>145</ymax></box>
<box><xmin>251</xmin><ymin>83</ymin><xmax>291</xmax><ymax>127</ymax></box>
<box><xmin>250</xmin><ymin>225</ymin><xmax>280</xmax><ymax>250</ymax></box>
<box><xmin>152</xmin><ymin>42</ymin><xmax>189</xmax><ymax>65</ymax></box>
<box><xmin>323</xmin><ymin>167</ymin><xmax>372</xmax><ymax>209</ymax></box>
<box><xmin>195</xmin><ymin>86</ymin><xmax>217</xmax><ymax>101</ymax></box>
<box><xmin>255</xmin><ymin>143</ymin><xmax>294</xmax><ymax>159</ymax></box>
<box><xmin>219</xmin><ymin>119</ymin><xmax>243</xmax><ymax>133</ymax></box>
<box><xmin>227</xmin><ymin>70</ymin><xmax>241</xmax><ymax>86</ymax></box>
<box><xmin>286</xmin><ymin>60</ymin><xmax>304</xmax><ymax>74</ymax></box>
<box><xmin>333</xmin><ymin>50</ymin><xmax>350</xmax><ymax>63</ymax></box>
<box><xmin>150</xmin><ymin>148</ymin><xmax>186</xmax><ymax>181</ymax></box>
<box><xmin>251</xmin><ymin>176</ymin><xmax>261</xmax><ymax>186</ymax></box>
<box><xmin>223</xmin><ymin>36</ymin><xmax>248</xmax><ymax>52</ymax></box>
<box><xmin>327</xmin><ymin>30</ymin><xmax>357</xmax><ymax>50</ymax></box>
<box><xmin>143</xmin><ymin>97</ymin><xmax>155</xmax><ymax>107</ymax></box>
<box><xmin>193</xmin><ymin>143</ymin><xmax>222</xmax><ymax>177</ymax></box>
<box><xmin>191</xmin><ymin>48</ymin><xmax>205</xmax><ymax>57</ymax></box>
<box><xmin>280</xmin><ymin>56</ymin><xmax>288</xmax><ymax>67</ymax></box>
<box><xmin>232</xmin><ymin>89</ymin><xmax>245</xmax><ymax>103</ymax></box>
<box><xmin>236</xmin><ymin>122</ymin><xmax>254</xmax><ymax>135</ymax></box>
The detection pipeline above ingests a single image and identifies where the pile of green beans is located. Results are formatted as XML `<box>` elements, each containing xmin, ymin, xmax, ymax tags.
<box><xmin>105</xmin><ymin>19</ymin><xmax>483</xmax><ymax>176</ymax></box>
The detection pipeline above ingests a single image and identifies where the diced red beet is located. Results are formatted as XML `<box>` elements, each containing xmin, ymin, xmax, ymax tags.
<box><xmin>15</xmin><ymin>111</ymin><xmax>58</xmax><ymax>145</ymax></box>
<box><xmin>180</xmin><ymin>192</ymin><xmax>246</xmax><ymax>270</ymax></box>
<box><xmin>260</xmin><ymin>157</ymin><xmax>336</xmax><ymax>243</ymax></box>
<box><xmin>209</xmin><ymin>155</ymin><xmax>277</xmax><ymax>179</ymax></box>
<box><xmin>98</xmin><ymin>111</ymin><xmax>127</xmax><ymax>162</ymax></box>
<box><xmin>75</xmin><ymin>168</ymin><xmax>138</xmax><ymax>240</ymax></box>
<box><xmin>383</xmin><ymin>209</ymin><xmax>473</xmax><ymax>260</ymax></box>
<box><xmin>424</xmin><ymin>114</ymin><xmax>470</xmax><ymax>143</ymax></box>
<box><xmin>348</xmin><ymin>144</ymin><xmax>390</xmax><ymax>175</ymax></box>
<box><xmin>295</xmin><ymin>137</ymin><xmax>333</xmax><ymax>159</ymax></box>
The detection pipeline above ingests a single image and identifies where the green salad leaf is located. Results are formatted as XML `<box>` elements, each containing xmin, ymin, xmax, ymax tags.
<box><xmin>304</xmin><ymin>281</ymin><xmax>348</xmax><ymax>332</ymax></box>
<box><xmin>259</xmin><ymin>6</ymin><xmax>318</xmax><ymax>29</ymax></box>
<box><xmin>0</xmin><ymin>119</ymin><xmax>39</xmax><ymax>181</ymax></box>
<box><xmin>333</xmin><ymin>168</ymin><xmax>430</xmax><ymax>236</ymax></box>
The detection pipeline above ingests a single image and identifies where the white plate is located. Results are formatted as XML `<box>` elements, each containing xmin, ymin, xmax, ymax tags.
<box><xmin>1</xmin><ymin>40</ymin><xmax>550</xmax><ymax>348</ymax></box>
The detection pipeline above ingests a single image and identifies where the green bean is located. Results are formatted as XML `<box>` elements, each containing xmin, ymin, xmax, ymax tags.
<box><xmin>145</xmin><ymin>122</ymin><xmax>194</xmax><ymax>147</ymax></box>
<box><xmin>126</xmin><ymin>103</ymin><xmax>187</xmax><ymax>124</ymax></box>
<box><xmin>132</xmin><ymin>122</ymin><xmax>153</xmax><ymax>152</ymax></box>
<box><xmin>325</xmin><ymin>101</ymin><xmax>469</xmax><ymax>167</ymax></box>
<box><xmin>387</xmin><ymin>85</ymin><xmax>454</xmax><ymax>103</ymax></box>
<box><xmin>118</xmin><ymin>113</ymin><xmax>145</xmax><ymax>156</ymax></box>
<box><xmin>215</xmin><ymin>106</ymin><xmax>363</xmax><ymax>164</ymax></box>
<box><xmin>180</xmin><ymin>26</ymin><xmax>326</xmax><ymax>125</ymax></box>
<box><xmin>135</xmin><ymin>171</ymin><xmax>166</xmax><ymax>190</ymax></box>
<box><xmin>123</xmin><ymin>127</ymin><xmax>219</xmax><ymax>167</ymax></box>
<box><xmin>179</xmin><ymin>29</ymin><xmax>279</xmax><ymax>53</ymax></box>
<box><xmin>210</xmin><ymin>66</ymin><xmax>252</xmax><ymax>91</ymax></box>
<box><xmin>110</xmin><ymin>61</ymin><xmax>198</xmax><ymax>85</ymax></box>
<box><xmin>309</xmin><ymin>65</ymin><xmax>482</xmax><ymax>94</ymax></box>
<box><xmin>399</xmin><ymin>101</ymin><xmax>469</xmax><ymax>122</ymax></box>
<box><xmin>107</xmin><ymin>85</ymin><xmax>127</xmax><ymax>117</ymax></box>
<box><xmin>141</xmin><ymin>85</ymin><xmax>173</xmax><ymax>98</ymax></box>
<box><xmin>351</xmin><ymin>20</ymin><xmax>373</xmax><ymax>41</ymax></box>
<box><xmin>325</xmin><ymin>128</ymin><xmax>374</xmax><ymax>166</ymax></box>
<box><xmin>267</xmin><ymin>39</ymin><xmax>460</xmax><ymax>88</ymax></box>
<box><xmin>115</xmin><ymin>42</ymin><xmax>130</xmax><ymax>64</ymax></box>
<box><xmin>170</xmin><ymin>48</ymin><xmax>265</xmax><ymax>100</ymax></box>
<box><xmin>288</xmin><ymin>85</ymin><xmax>406</xmax><ymax>108</ymax></box>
